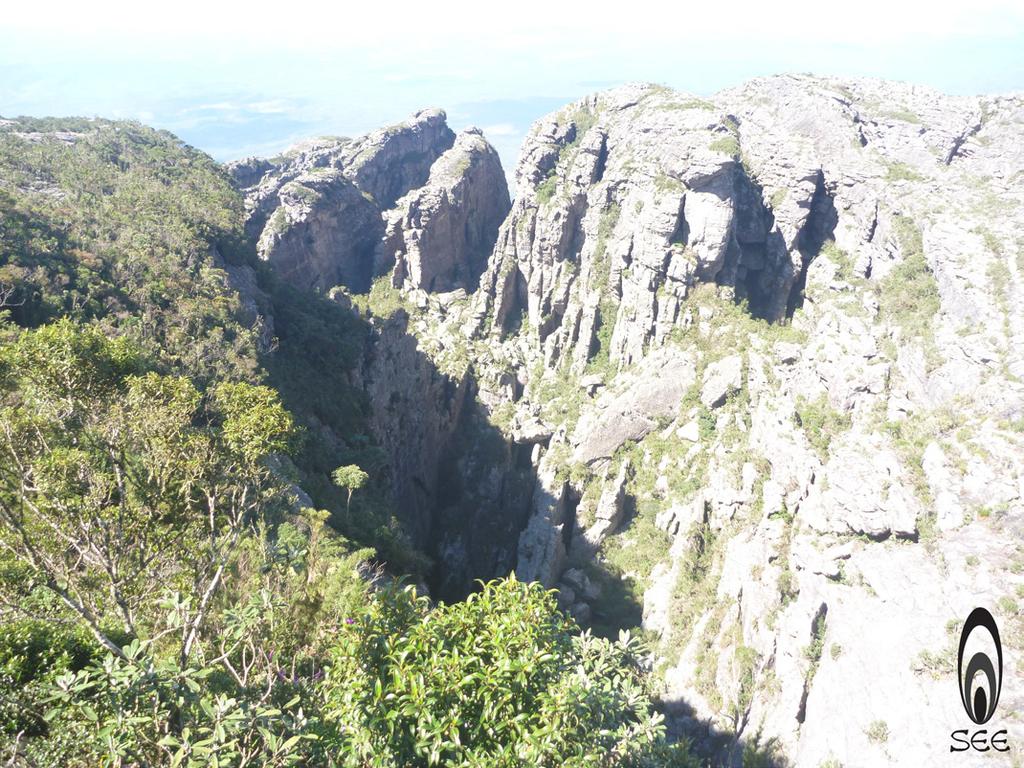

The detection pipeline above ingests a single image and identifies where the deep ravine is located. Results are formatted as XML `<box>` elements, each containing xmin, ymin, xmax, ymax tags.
<box><xmin>233</xmin><ymin>75</ymin><xmax>1024</xmax><ymax>767</ymax></box>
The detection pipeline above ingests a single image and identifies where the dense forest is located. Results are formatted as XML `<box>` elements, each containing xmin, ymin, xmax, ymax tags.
<box><xmin>0</xmin><ymin>118</ymin><xmax>695</xmax><ymax>765</ymax></box>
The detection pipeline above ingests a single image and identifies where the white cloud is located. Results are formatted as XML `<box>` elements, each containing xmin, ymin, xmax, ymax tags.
<box><xmin>245</xmin><ymin>100</ymin><xmax>292</xmax><ymax>115</ymax></box>
<box><xmin>480</xmin><ymin>123</ymin><xmax>520</xmax><ymax>137</ymax></box>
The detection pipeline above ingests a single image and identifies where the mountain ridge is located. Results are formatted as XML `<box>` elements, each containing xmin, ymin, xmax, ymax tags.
<box><xmin>2</xmin><ymin>73</ymin><xmax>1023</xmax><ymax>766</ymax></box>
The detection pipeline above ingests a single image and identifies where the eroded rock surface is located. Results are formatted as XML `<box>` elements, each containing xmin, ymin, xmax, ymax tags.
<box><xmin>247</xmin><ymin>76</ymin><xmax>1024</xmax><ymax>767</ymax></box>
<box><xmin>375</xmin><ymin>77</ymin><xmax>1022</xmax><ymax>767</ymax></box>
<box><xmin>383</xmin><ymin>128</ymin><xmax>511</xmax><ymax>292</ymax></box>
<box><xmin>237</xmin><ymin>110</ymin><xmax>457</xmax><ymax>292</ymax></box>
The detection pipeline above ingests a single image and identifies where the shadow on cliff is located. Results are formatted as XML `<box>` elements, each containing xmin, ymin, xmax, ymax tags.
<box><xmin>659</xmin><ymin>689</ymin><xmax>791</xmax><ymax>768</ymax></box>
<box><xmin>351</xmin><ymin>304</ymin><xmax>539</xmax><ymax>602</ymax></box>
<box><xmin>562</xmin><ymin>491</ymin><xmax>791</xmax><ymax>768</ymax></box>
<box><xmin>258</xmin><ymin>268</ymin><xmax>537</xmax><ymax>599</ymax></box>
<box><xmin>256</xmin><ymin>273</ymin><xmax>430</xmax><ymax>573</ymax></box>
<box><xmin>713</xmin><ymin>157</ymin><xmax>837</xmax><ymax>325</ymax></box>
<box><xmin>258</xmin><ymin>273</ymin><xmax>790</xmax><ymax>767</ymax></box>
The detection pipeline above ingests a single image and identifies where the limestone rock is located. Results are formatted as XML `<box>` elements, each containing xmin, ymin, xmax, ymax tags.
<box><xmin>341</xmin><ymin>108</ymin><xmax>454</xmax><ymax>209</ymax></box>
<box><xmin>461</xmin><ymin>76</ymin><xmax>1024</xmax><ymax>768</ymax></box>
<box><xmin>384</xmin><ymin>129</ymin><xmax>511</xmax><ymax>292</ymax></box>
<box><xmin>514</xmin><ymin>454</ymin><xmax>571</xmax><ymax>586</ymax></box>
<box><xmin>225</xmin><ymin>156</ymin><xmax>274</xmax><ymax>189</ymax></box>
<box><xmin>571</xmin><ymin>349</ymin><xmax>696</xmax><ymax>464</ymax></box>
<box><xmin>238</xmin><ymin>109</ymin><xmax>456</xmax><ymax>291</ymax></box>
<box><xmin>800</xmin><ymin>431</ymin><xmax>919</xmax><ymax>539</ymax></box>
<box><xmin>242</xmin><ymin>76</ymin><xmax>1024</xmax><ymax>768</ymax></box>
<box><xmin>700</xmin><ymin>354</ymin><xmax>743</xmax><ymax>408</ymax></box>
<box><xmin>256</xmin><ymin>170</ymin><xmax>382</xmax><ymax>292</ymax></box>
<box><xmin>572</xmin><ymin>460</ymin><xmax>630</xmax><ymax>555</ymax></box>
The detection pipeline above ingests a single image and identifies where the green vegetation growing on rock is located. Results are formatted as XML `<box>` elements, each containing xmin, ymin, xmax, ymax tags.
<box><xmin>586</xmin><ymin>297</ymin><xmax>619</xmax><ymax>378</ymax></box>
<box><xmin>349</xmin><ymin>273</ymin><xmax>407</xmax><ymax>319</ymax></box>
<box><xmin>884</xmin><ymin>161</ymin><xmax>925</xmax><ymax>183</ymax></box>
<box><xmin>284</xmin><ymin>180</ymin><xmax>324</xmax><ymax>205</ymax></box>
<box><xmin>536</xmin><ymin>172</ymin><xmax>558</xmax><ymax>205</ymax></box>
<box><xmin>664</xmin><ymin>98</ymin><xmax>715</xmax><ymax>111</ymax></box>
<box><xmin>879</xmin><ymin>214</ymin><xmax>940</xmax><ymax>351</ymax></box>
<box><xmin>734</xmin><ymin>644</ymin><xmax>761</xmax><ymax>718</ymax></box>
<box><xmin>820</xmin><ymin>240</ymin><xmax>859</xmax><ymax>283</ymax></box>
<box><xmin>794</xmin><ymin>395</ymin><xmax>852</xmax><ymax>460</ymax></box>
<box><xmin>670</xmin><ymin>283</ymin><xmax>808</xmax><ymax>353</ymax></box>
<box><xmin>709</xmin><ymin>135</ymin><xmax>741</xmax><ymax>157</ymax></box>
<box><xmin>881</xmin><ymin>108</ymin><xmax>923</xmax><ymax>124</ymax></box>
<box><xmin>670</xmin><ymin>519</ymin><xmax>721</xmax><ymax>641</ymax></box>
<box><xmin>804</xmin><ymin>610</ymin><xmax>828</xmax><ymax>684</ymax></box>
<box><xmin>865</xmin><ymin>720</ymin><xmax>889</xmax><ymax>744</ymax></box>
<box><xmin>535</xmin><ymin>103</ymin><xmax>601</xmax><ymax>208</ymax></box>
<box><xmin>585</xmin><ymin>200</ymin><xmax>623</xmax><ymax>380</ymax></box>
<box><xmin>882</xmin><ymin>406</ymin><xmax>960</xmax><ymax>507</ymax></box>
<box><xmin>533</xmin><ymin>365</ymin><xmax>586</xmax><ymax>433</ymax></box>
<box><xmin>654</xmin><ymin>172</ymin><xmax>685</xmax><ymax>195</ymax></box>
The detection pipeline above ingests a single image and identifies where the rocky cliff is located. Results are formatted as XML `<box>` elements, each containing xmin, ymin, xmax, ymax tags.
<box><xmin>235</xmin><ymin>110</ymin><xmax>520</xmax><ymax>599</ymax></box>
<box><xmin>238</xmin><ymin>77</ymin><xmax>1024</xmax><ymax>767</ymax></box>
<box><xmin>384</xmin><ymin>127</ymin><xmax>510</xmax><ymax>293</ymax></box>
<box><xmin>231</xmin><ymin>109</ymin><xmax>457</xmax><ymax>292</ymax></box>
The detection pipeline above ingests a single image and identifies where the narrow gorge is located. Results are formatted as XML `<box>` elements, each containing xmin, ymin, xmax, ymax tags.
<box><xmin>4</xmin><ymin>72</ymin><xmax>1021</xmax><ymax>766</ymax></box>
<box><xmin>218</xmin><ymin>75</ymin><xmax>1024</xmax><ymax>767</ymax></box>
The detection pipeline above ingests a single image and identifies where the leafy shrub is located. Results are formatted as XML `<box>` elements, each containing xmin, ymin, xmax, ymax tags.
<box><xmin>536</xmin><ymin>173</ymin><xmax>558</xmax><ymax>205</ymax></box>
<box><xmin>865</xmin><ymin>720</ymin><xmax>889</xmax><ymax>744</ymax></box>
<box><xmin>0</xmin><ymin>620</ymin><xmax>100</xmax><ymax>737</ymax></box>
<box><xmin>0</xmin><ymin>118</ymin><xmax>260</xmax><ymax>384</ymax></box>
<box><xmin>349</xmin><ymin>274</ymin><xmax>406</xmax><ymax>319</ymax></box>
<box><xmin>0</xmin><ymin>619</ymin><xmax>97</xmax><ymax>688</ymax></box>
<box><xmin>709</xmin><ymin>136</ymin><xmax>741</xmax><ymax>157</ymax></box>
<box><xmin>0</xmin><ymin>117</ymin><xmax>698</xmax><ymax>768</ymax></box>
<box><xmin>884</xmin><ymin>162</ymin><xmax>924</xmax><ymax>182</ymax></box>
<box><xmin>320</xmin><ymin>578</ymin><xmax>695</xmax><ymax>767</ymax></box>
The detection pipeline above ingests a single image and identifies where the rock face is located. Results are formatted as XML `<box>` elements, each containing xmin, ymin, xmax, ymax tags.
<box><xmin>570</xmin><ymin>348</ymin><xmax>697</xmax><ymax>465</ymax></box>
<box><xmin>256</xmin><ymin>171</ymin><xmax>382</xmax><ymax>291</ymax></box>
<box><xmin>247</xmin><ymin>77</ymin><xmax>1024</xmax><ymax>767</ymax></box>
<box><xmin>238</xmin><ymin>112</ymin><xmax>512</xmax><ymax>296</ymax></box>
<box><xmin>233</xmin><ymin>112</ymin><xmax>522</xmax><ymax>599</ymax></box>
<box><xmin>343</xmin><ymin>109</ymin><xmax>454</xmax><ymax>209</ymax></box>
<box><xmin>354</xmin><ymin>305</ymin><xmax>535</xmax><ymax>599</ymax></box>
<box><xmin>467</xmin><ymin>83</ymin><xmax>838</xmax><ymax>372</ymax></box>
<box><xmin>237</xmin><ymin>110</ymin><xmax>457</xmax><ymax>292</ymax></box>
<box><xmin>464</xmin><ymin>77</ymin><xmax>1023</xmax><ymax>768</ymax></box>
<box><xmin>383</xmin><ymin>128</ymin><xmax>511</xmax><ymax>292</ymax></box>
<box><xmin>357</xmin><ymin>308</ymin><xmax>470</xmax><ymax>546</ymax></box>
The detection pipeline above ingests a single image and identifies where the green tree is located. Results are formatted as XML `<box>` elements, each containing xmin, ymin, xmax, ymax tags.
<box><xmin>0</xmin><ymin>123</ymin><xmax>696</xmax><ymax>768</ymax></box>
<box><xmin>332</xmin><ymin>464</ymin><xmax>369</xmax><ymax>516</ymax></box>
<box><xmin>0</xmin><ymin>320</ymin><xmax>293</xmax><ymax>663</ymax></box>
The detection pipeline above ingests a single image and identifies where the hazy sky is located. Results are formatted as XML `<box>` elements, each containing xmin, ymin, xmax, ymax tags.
<box><xmin>2</xmin><ymin>0</ymin><xmax>1023</xmax><ymax>177</ymax></box>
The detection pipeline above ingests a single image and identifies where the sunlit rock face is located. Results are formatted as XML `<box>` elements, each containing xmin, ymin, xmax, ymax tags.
<box><xmin>235</xmin><ymin>108</ymin><xmax>457</xmax><ymax>292</ymax></box>
<box><xmin>383</xmin><ymin>127</ymin><xmax>511</xmax><ymax>294</ymax></box>
<box><xmin>241</xmin><ymin>77</ymin><xmax>1024</xmax><ymax>767</ymax></box>
<box><xmin>445</xmin><ymin>77</ymin><xmax>1023</xmax><ymax>767</ymax></box>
